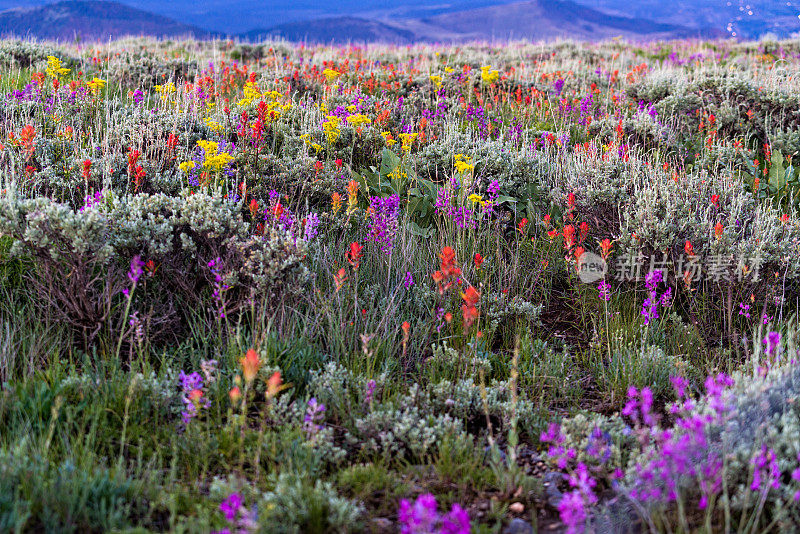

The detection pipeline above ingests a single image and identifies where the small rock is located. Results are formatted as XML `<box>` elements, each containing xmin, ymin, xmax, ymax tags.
<box><xmin>369</xmin><ymin>517</ymin><xmax>392</xmax><ymax>531</ymax></box>
<box><xmin>504</xmin><ymin>518</ymin><xmax>533</xmax><ymax>534</ymax></box>
<box><xmin>509</xmin><ymin>501</ymin><xmax>525</xmax><ymax>513</ymax></box>
<box><xmin>543</xmin><ymin>471</ymin><xmax>565</xmax><ymax>507</ymax></box>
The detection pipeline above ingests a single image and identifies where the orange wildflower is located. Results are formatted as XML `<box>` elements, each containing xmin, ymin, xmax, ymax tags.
<box><xmin>240</xmin><ymin>348</ymin><xmax>261</xmax><ymax>383</ymax></box>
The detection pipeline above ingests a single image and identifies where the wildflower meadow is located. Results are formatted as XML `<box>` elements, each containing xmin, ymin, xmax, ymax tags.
<box><xmin>2</xmin><ymin>36</ymin><xmax>800</xmax><ymax>533</ymax></box>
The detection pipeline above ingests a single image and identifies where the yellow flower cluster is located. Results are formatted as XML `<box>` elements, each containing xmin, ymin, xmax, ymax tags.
<box><xmin>86</xmin><ymin>78</ymin><xmax>106</xmax><ymax>93</ymax></box>
<box><xmin>454</xmin><ymin>154</ymin><xmax>474</xmax><ymax>174</ymax></box>
<box><xmin>154</xmin><ymin>82</ymin><xmax>176</xmax><ymax>94</ymax></box>
<box><xmin>323</xmin><ymin>68</ymin><xmax>340</xmax><ymax>82</ymax></box>
<box><xmin>387</xmin><ymin>167</ymin><xmax>407</xmax><ymax>181</ymax></box>
<box><xmin>46</xmin><ymin>56</ymin><xmax>70</xmax><ymax>79</ymax></box>
<box><xmin>468</xmin><ymin>193</ymin><xmax>486</xmax><ymax>206</ymax></box>
<box><xmin>197</xmin><ymin>140</ymin><xmax>233</xmax><ymax>171</ymax></box>
<box><xmin>237</xmin><ymin>82</ymin><xmax>262</xmax><ymax>107</ymax></box>
<box><xmin>346</xmin><ymin>114</ymin><xmax>371</xmax><ymax>128</ymax></box>
<box><xmin>480</xmin><ymin>66</ymin><xmax>499</xmax><ymax>84</ymax></box>
<box><xmin>322</xmin><ymin>115</ymin><xmax>342</xmax><ymax>144</ymax></box>
<box><xmin>204</xmin><ymin>118</ymin><xmax>224</xmax><ymax>133</ymax></box>
<box><xmin>381</xmin><ymin>131</ymin><xmax>396</xmax><ymax>146</ymax></box>
<box><xmin>179</xmin><ymin>161</ymin><xmax>196</xmax><ymax>173</ymax></box>
<box><xmin>399</xmin><ymin>132</ymin><xmax>418</xmax><ymax>152</ymax></box>
<box><xmin>430</xmin><ymin>75</ymin><xmax>442</xmax><ymax>89</ymax></box>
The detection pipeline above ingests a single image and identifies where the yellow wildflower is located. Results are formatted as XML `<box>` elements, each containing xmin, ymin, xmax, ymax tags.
<box><xmin>480</xmin><ymin>66</ymin><xmax>499</xmax><ymax>84</ymax></box>
<box><xmin>204</xmin><ymin>118</ymin><xmax>224</xmax><ymax>133</ymax></box>
<box><xmin>323</xmin><ymin>68</ymin><xmax>340</xmax><ymax>82</ymax></box>
<box><xmin>179</xmin><ymin>161</ymin><xmax>196</xmax><ymax>173</ymax></box>
<box><xmin>196</xmin><ymin>140</ymin><xmax>233</xmax><ymax>171</ymax></box>
<box><xmin>399</xmin><ymin>133</ymin><xmax>418</xmax><ymax>152</ymax></box>
<box><xmin>381</xmin><ymin>131</ymin><xmax>396</xmax><ymax>146</ymax></box>
<box><xmin>154</xmin><ymin>82</ymin><xmax>176</xmax><ymax>94</ymax></box>
<box><xmin>322</xmin><ymin>115</ymin><xmax>342</xmax><ymax>144</ymax></box>
<box><xmin>346</xmin><ymin>114</ymin><xmax>371</xmax><ymax>128</ymax></box>
<box><xmin>45</xmin><ymin>56</ymin><xmax>70</xmax><ymax>79</ymax></box>
<box><xmin>86</xmin><ymin>78</ymin><xmax>106</xmax><ymax>93</ymax></box>
<box><xmin>454</xmin><ymin>154</ymin><xmax>475</xmax><ymax>174</ymax></box>
<box><xmin>468</xmin><ymin>194</ymin><xmax>485</xmax><ymax>206</ymax></box>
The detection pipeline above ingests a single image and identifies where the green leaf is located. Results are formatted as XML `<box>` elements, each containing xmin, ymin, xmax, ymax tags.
<box><xmin>407</xmin><ymin>221</ymin><xmax>434</xmax><ymax>237</ymax></box>
<box><xmin>380</xmin><ymin>148</ymin><xmax>401</xmax><ymax>176</ymax></box>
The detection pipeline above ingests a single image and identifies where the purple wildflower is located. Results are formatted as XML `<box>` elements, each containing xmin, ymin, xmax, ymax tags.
<box><xmin>403</xmin><ymin>271</ymin><xmax>414</xmax><ymax>289</ymax></box>
<box><xmin>598</xmin><ymin>280</ymin><xmax>611</xmax><ymax>302</ymax></box>
<box><xmin>368</xmin><ymin>194</ymin><xmax>400</xmax><ymax>254</ymax></box>
<box><xmin>364</xmin><ymin>379</ymin><xmax>377</xmax><ymax>406</ymax></box>
<box><xmin>398</xmin><ymin>494</ymin><xmax>439</xmax><ymax>534</ymax></box>
<box><xmin>763</xmin><ymin>331</ymin><xmax>781</xmax><ymax>357</ymax></box>
<box><xmin>738</xmin><ymin>302</ymin><xmax>751</xmax><ymax>319</ymax></box>
<box><xmin>220</xmin><ymin>493</ymin><xmax>242</xmax><ymax>522</ymax></box>
<box><xmin>558</xmin><ymin>490</ymin><xmax>587</xmax><ymax>534</ymax></box>
<box><xmin>398</xmin><ymin>494</ymin><xmax>470</xmax><ymax>534</ymax></box>
<box><xmin>304</xmin><ymin>212</ymin><xmax>320</xmax><ymax>240</ymax></box>
<box><xmin>122</xmin><ymin>255</ymin><xmax>145</xmax><ymax>297</ymax></box>
<box><xmin>303</xmin><ymin>397</ymin><xmax>326</xmax><ymax>438</ymax></box>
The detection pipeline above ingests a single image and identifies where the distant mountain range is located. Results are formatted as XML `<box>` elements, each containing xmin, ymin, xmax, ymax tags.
<box><xmin>576</xmin><ymin>1</ymin><xmax>800</xmax><ymax>40</ymax></box>
<box><xmin>0</xmin><ymin>0</ymin><xmax>795</xmax><ymax>43</ymax></box>
<box><xmin>0</xmin><ymin>1</ymin><xmax>212</xmax><ymax>40</ymax></box>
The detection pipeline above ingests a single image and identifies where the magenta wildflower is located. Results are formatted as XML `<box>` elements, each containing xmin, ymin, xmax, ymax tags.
<box><xmin>751</xmin><ymin>445</ymin><xmax>780</xmax><ymax>492</ymax></box>
<box><xmin>364</xmin><ymin>379</ymin><xmax>377</xmax><ymax>406</ymax></box>
<box><xmin>441</xmin><ymin>504</ymin><xmax>470</xmax><ymax>534</ymax></box>
<box><xmin>80</xmin><ymin>189</ymin><xmax>104</xmax><ymax>212</ymax></box>
<box><xmin>303</xmin><ymin>397</ymin><xmax>326</xmax><ymax>438</ymax></box>
<box><xmin>558</xmin><ymin>490</ymin><xmax>587</xmax><ymax>534</ymax></box>
<box><xmin>122</xmin><ymin>255</ymin><xmax>145</xmax><ymax>297</ymax></box>
<box><xmin>368</xmin><ymin>194</ymin><xmax>400</xmax><ymax>254</ymax></box>
<box><xmin>398</xmin><ymin>494</ymin><xmax>439</xmax><ymax>533</ymax></box>
<box><xmin>398</xmin><ymin>494</ymin><xmax>470</xmax><ymax>534</ymax></box>
<box><xmin>403</xmin><ymin>271</ymin><xmax>414</xmax><ymax>289</ymax></box>
<box><xmin>216</xmin><ymin>492</ymin><xmax>257</xmax><ymax>534</ymax></box>
<box><xmin>738</xmin><ymin>302</ymin><xmax>751</xmax><ymax>319</ymax></box>
<box><xmin>220</xmin><ymin>493</ymin><xmax>242</xmax><ymax>522</ymax></box>
<box><xmin>598</xmin><ymin>280</ymin><xmax>611</xmax><ymax>302</ymax></box>
<box><xmin>763</xmin><ymin>331</ymin><xmax>781</xmax><ymax>357</ymax></box>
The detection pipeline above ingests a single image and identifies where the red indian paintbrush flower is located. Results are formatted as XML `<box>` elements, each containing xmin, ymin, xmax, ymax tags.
<box><xmin>600</xmin><ymin>238</ymin><xmax>612</xmax><ymax>259</ymax></box>
<box><xmin>347</xmin><ymin>242</ymin><xmax>363</xmax><ymax>270</ymax></box>
<box><xmin>82</xmin><ymin>160</ymin><xmax>91</xmax><ymax>181</ymax></box>
<box><xmin>461</xmin><ymin>286</ymin><xmax>480</xmax><ymax>329</ymax></box>
<box><xmin>240</xmin><ymin>348</ymin><xmax>261</xmax><ymax>384</ymax></box>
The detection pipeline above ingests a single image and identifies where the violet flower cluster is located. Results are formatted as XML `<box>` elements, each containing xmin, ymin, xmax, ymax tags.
<box><xmin>302</xmin><ymin>397</ymin><xmax>326</xmax><ymax>439</ymax></box>
<box><xmin>213</xmin><ymin>493</ymin><xmax>258</xmax><ymax>534</ymax></box>
<box><xmin>208</xmin><ymin>257</ymin><xmax>228</xmax><ymax>319</ymax></box>
<box><xmin>397</xmin><ymin>493</ymin><xmax>470</xmax><ymax>534</ymax></box>
<box><xmin>122</xmin><ymin>255</ymin><xmax>145</xmax><ymax>298</ymax></box>
<box><xmin>178</xmin><ymin>370</ymin><xmax>209</xmax><ymax>426</ymax></box>
<box><xmin>640</xmin><ymin>269</ymin><xmax>672</xmax><ymax>325</ymax></box>
<box><xmin>368</xmin><ymin>194</ymin><xmax>400</xmax><ymax>254</ymax></box>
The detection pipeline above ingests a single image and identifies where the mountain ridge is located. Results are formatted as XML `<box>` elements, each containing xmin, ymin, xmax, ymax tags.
<box><xmin>0</xmin><ymin>0</ymin><xmax>790</xmax><ymax>43</ymax></box>
<box><xmin>0</xmin><ymin>0</ymin><xmax>212</xmax><ymax>40</ymax></box>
